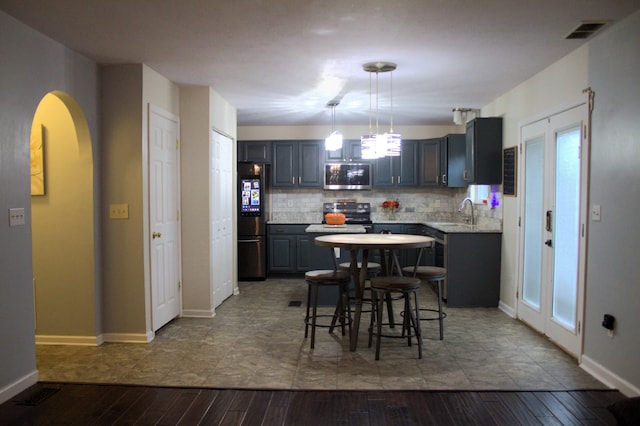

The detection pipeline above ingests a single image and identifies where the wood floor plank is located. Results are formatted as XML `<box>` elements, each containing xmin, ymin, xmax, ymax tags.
<box><xmin>156</xmin><ymin>388</ymin><xmax>204</xmax><ymax>425</ymax></box>
<box><xmin>261</xmin><ymin>390</ymin><xmax>292</xmax><ymax>425</ymax></box>
<box><xmin>177</xmin><ymin>388</ymin><xmax>219</xmax><ymax>425</ymax></box>
<box><xmin>200</xmin><ymin>389</ymin><xmax>239</xmax><ymax>425</ymax></box>
<box><xmin>94</xmin><ymin>386</ymin><xmax>148</xmax><ymax>425</ymax></box>
<box><xmin>417</xmin><ymin>392</ymin><xmax>454</xmax><ymax>426</ymax></box>
<box><xmin>240</xmin><ymin>390</ymin><xmax>273</xmax><ymax>425</ymax></box>
<box><xmin>533</xmin><ymin>392</ymin><xmax>582</xmax><ymax>426</ymax></box>
<box><xmin>494</xmin><ymin>391</ymin><xmax>542</xmax><ymax>425</ymax></box>
<box><xmin>517</xmin><ymin>391</ymin><xmax>556</xmax><ymax>418</ymax></box>
<box><xmin>0</xmin><ymin>384</ymin><xmax>626</xmax><ymax>425</ymax></box>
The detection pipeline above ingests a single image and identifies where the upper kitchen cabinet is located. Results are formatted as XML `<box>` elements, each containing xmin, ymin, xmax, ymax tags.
<box><xmin>272</xmin><ymin>140</ymin><xmax>323</xmax><ymax>188</ymax></box>
<box><xmin>326</xmin><ymin>139</ymin><xmax>364</xmax><ymax>162</ymax></box>
<box><xmin>440</xmin><ymin>133</ymin><xmax>467</xmax><ymax>187</ymax></box>
<box><xmin>418</xmin><ymin>138</ymin><xmax>441</xmax><ymax>186</ymax></box>
<box><xmin>464</xmin><ymin>117</ymin><xmax>503</xmax><ymax>184</ymax></box>
<box><xmin>238</xmin><ymin>140</ymin><xmax>272</xmax><ymax>163</ymax></box>
<box><xmin>373</xmin><ymin>139</ymin><xmax>418</xmax><ymax>187</ymax></box>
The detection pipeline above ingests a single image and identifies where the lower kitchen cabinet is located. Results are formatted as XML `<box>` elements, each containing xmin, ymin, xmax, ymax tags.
<box><xmin>442</xmin><ymin>231</ymin><xmax>501</xmax><ymax>307</ymax></box>
<box><xmin>267</xmin><ymin>224</ymin><xmax>311</xmax><ymax>273</ymax></box>
<box><xmin>371</xmin><ymin>224</ymin><xmax>435</xmax><ymax>269</ymax></box>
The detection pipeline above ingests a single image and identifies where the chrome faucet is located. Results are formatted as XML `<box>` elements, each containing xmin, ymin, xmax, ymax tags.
<box><xmin>458</xmin><ymin>197</ymin><xmax>475</xmax><ymax>225</ymax></box>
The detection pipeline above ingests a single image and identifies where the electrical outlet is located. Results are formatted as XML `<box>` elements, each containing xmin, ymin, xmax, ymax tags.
<box><xmin>109</xmin><ymin>203</ymin><xmax>129</xmax><ymax>219</ymax></box>
<box><xmin>591</xmin><ymin>204</ymin><xmax>601</xmax><ymax>221</ymax></box>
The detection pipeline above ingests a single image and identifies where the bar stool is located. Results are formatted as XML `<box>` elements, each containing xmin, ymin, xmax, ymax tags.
<box><xmin>369</xmin><ymin>276</ymin><xmax>422</xmax><ymax>360</ymax></box>
<box><xmin>304</xmin><ymin>269</ymin><xmax>352</xmax><ymax>349</ymax></box>
<box><xmin>402</xmin><ymin>265</ymin><xmax>447</xmax><ymax>340</ymax></box>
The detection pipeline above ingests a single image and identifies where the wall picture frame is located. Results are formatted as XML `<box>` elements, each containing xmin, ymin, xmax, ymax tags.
<box><xmin>31</xmin><ymin>124</ymin><xmax>45</xmax><ymax>196</ymax></box>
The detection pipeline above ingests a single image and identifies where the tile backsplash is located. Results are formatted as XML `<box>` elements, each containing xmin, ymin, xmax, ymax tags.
<box><xmin>268</xmin><ymin>186</ymin><xmax>502</xmax><ymax>228</ymax></box>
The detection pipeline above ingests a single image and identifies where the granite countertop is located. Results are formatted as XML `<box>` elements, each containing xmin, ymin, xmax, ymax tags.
<box><xmin>305</xmin><ymin>224</ymin><xmax>367</xmax><ymax>233</ymax></box>
<box><xmin>423</xmin><ymin>221</ymin><xmax>502</xmax><ymax>234</ymax></box>
<box><xmin>268</xmin><ymin>220</ymin><xmax>501</xmax><ymax>234</ymax></box>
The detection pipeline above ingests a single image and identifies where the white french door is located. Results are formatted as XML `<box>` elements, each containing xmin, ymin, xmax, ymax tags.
<box><xmin>149</xmin><ymin>105</ymin><xmax>181</xmax><ymax>331</ymax></box>
<box><xmin>518</xmin><ymin>103</ymin><xmax>589</xmax><ymax>358</ymax></box>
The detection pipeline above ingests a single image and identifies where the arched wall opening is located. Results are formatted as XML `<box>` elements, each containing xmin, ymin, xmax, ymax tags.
<box><xmin>30</xmin><ymin>91</ymin><xmax>99</xmax><ymax>345</ymax></box>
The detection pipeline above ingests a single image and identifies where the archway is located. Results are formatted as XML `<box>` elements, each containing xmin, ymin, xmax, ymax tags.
<box><xmin>30</xmin><ymin>91</ymin><xmax>99</xmax><ymax>345</ymax></box>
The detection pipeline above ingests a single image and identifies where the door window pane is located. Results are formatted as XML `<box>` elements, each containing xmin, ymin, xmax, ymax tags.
<box><xmin>523</xmin><ymin>138</ymin><xmax>544</xmax><ymax>308</ymax></box>
<box><xmin>552</xmin><ymin>127</ymin><xmax>581</xmax><ymax>329</ymax></box>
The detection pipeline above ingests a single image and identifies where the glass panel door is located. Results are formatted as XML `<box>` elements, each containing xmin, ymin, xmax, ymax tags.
<box><xmin>518</xmin><ymin>104</ymin><xmax>588</xmax><ymax>358</ymax></box>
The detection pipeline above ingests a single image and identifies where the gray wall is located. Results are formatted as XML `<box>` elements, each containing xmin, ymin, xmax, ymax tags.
<box><xmin>0</xmin><ymin>11</ymin><xmax>100</xmax><ymax>400</ymax></box>
<box><xmin>584</xmin><ymin>10</ymin><xmax>640</xmax><ymax>394</ymax></box>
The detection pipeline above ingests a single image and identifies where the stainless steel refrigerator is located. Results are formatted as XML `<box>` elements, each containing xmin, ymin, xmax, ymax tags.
<box><xmin>237</xmin><ymin>162</ymin><xmax>268</xmax><ymax>280</ymax></box>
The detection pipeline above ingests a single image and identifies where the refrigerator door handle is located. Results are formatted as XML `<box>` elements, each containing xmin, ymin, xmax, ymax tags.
<box><xmin>238</xmin><ymin>238</ymin><xmax>261</xmax><ymax>243</ymax></box>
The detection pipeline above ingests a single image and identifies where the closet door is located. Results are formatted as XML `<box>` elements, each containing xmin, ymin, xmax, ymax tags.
<box><xmin>211</xmin><ymin>130</ymin><xmax>233</xmax><ymax>308</ymax></box>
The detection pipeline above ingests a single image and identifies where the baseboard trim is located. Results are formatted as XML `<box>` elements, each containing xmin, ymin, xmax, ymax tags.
<box><xmin>498</xmin><ymin>301</ymin><xmax>515</xmax><ymax>318</ymax></box>
<box><xmin>35</xmin><ymin>334</ymin><xmax>104</xmax><ymax>346</ymax></box>
<box><xmin>0</xmin><ymin>370</ymin><xmax>38</xmax><ymax>404</ymax></box>
<box><xmin>102</xmin><ymin>332</ymin><xmax>154</xmax><ymax>344</ymax></box>
<box><xmin>581</xmin><ymin>354</ymin><xmax>640</xmax><ymax>397</ymax></box>
<box><xmin>182</xmin><ymin>309</ymin><xmax>216</xmax><ymax>318</ymax></box>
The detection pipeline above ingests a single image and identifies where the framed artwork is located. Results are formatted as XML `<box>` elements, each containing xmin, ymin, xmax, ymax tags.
<box><xmin>31</xmin><ymin>124</ymin><xmax>45</xmax><ymax>195</ymax></box>
<box><xmin>503</xmin><ymin>146</ymin><xmax>517</xmax><ymax>196</ymax></box>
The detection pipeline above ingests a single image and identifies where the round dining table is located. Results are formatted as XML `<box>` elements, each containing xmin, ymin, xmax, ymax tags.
<box><xmin>314</xmin><ymin>233</ymin><xmax>434</xmax><ymax>351</ymax></box>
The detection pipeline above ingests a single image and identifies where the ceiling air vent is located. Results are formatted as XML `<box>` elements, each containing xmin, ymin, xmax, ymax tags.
<box><xmin>565</xmin><ymin>21</ymin><xmax>609</xmax><ymax>39</ymax></box>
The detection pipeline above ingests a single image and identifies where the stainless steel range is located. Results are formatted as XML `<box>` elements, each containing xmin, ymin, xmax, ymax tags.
<box><xmin>322</xmin><ymin>200</ymin><xmax>373</xmax><ymax>232</ymax></box>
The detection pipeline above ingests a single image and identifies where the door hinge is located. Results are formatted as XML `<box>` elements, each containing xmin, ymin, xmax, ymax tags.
<box><xmin>176</xmin><ymin>139</ymin><xmax>180</xmax><ymax>149</ymax></box>
<box><xmin>518</xmin><ymin>216</ymin><xmax>521</xmax><ymax>227</ymax></box>
<box><xmin>178</xmin><ymin>280</ymin><xmax>181</xmax><ymax>289</ymax></box>
<box><xmin>577</xmin><ymin>320</ymin><xmax>581</xmax><ymax>334</ymax></box>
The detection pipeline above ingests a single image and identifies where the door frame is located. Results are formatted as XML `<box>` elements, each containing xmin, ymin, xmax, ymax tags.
<box><xmin>515</xmin><ymin>97</ymin><xmax>591</xmax><ymax>359</ymax></box>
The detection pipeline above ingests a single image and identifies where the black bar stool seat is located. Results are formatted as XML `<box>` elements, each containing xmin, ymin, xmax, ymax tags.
<box><xmin>402</xmin><ymin>265</ymin><xmax>447</xmax><ymax>340</ymax></box>
<box><xmin>369</xmin><ymin>276</ymin><xmax>423</xmax><ymax>360</ymax></box>
<box><xmin>304</xmin><ymin>269</ymin><xmax>352</xmax><ymax>349</ymax></box>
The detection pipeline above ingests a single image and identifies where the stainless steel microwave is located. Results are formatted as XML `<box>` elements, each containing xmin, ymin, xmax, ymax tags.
<box><xmin>324</xmin><ymin>162</ymin><xmax>372</xmax><ymax>190</ymax></box>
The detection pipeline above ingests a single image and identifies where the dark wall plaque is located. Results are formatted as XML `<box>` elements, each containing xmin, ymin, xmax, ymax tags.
<box><xmin>503</xmin><ymin>147</ymin><xmax>517</xmax><ymax>196</ymax></box>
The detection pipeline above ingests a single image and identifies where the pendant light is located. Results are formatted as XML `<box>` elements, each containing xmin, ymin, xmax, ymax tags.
<box><xmin>361</xmin><ymin>61</ymin><xmax>401</xmax><ymax>158</ymax></box>
<box><xmin>361</xmin><ymin>70</ymin><xmax>383</xmax><ymax>159</ymax></box>
<box><xmin>325</xmin><ymin>100</ymin><xmax>343</xmax><ymax>151</ymax></box>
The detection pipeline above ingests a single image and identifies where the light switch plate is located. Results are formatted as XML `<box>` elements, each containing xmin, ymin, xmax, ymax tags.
<box><xmin>109</xmin><ymin>203</ymin><xmax>129</xmax><ymax>219</ymax></box>
<box><xmin>591</xmin><ymin>204</ymin><xmax>601</xmax><ymax>221</ymax></box>
<box><xmin>9</xmin><ymin>208</ymin><xmax>26</xmax><ymax>226</ymax></box>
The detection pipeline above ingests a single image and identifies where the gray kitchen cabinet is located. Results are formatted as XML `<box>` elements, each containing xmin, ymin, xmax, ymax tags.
<box><xmin>267</xmin><ymin>224</ymin><xmax>311</xmax><ymax>273</ymax></box>
<box><xmin>325</xmin><ymin>139</ymin><xmax>364</xmax><ymax>162</ymax></box>
<box><xmin>426</xmin><ymin>227</ymin><xmax>501</xmax><ymax>307</ymax></box>
<box><xmin>373</xmin><ymin>139</ymin><xmax>418</xmax><ymax>187</ymax></box>
<box><xmin>238</xmin><ymin>140</ymin><xmax>272</xmax><ymax>163</ymax></box>
<box><xmin>464</xmin><ymin>117</ymin><xmax>503</xmax><ymax>184</ymax></box>
<box><xmin>418</xmin><ymin>138</ymin><xmax>441</xmax><ymax>186</ymax></box>
<box><xmin>440</xmin><ymin>133</ymin><xmax>467</xmax><ymax>187</ymax></box>
<box><xmin>272</xmin><ymin>141</ymin><xmax>323</xmax><ymax>188</ymax></box>
<box><xmin>369</xmin><ymin>223</ymin><xmax>434</xmax><ymax>269</ymax></box>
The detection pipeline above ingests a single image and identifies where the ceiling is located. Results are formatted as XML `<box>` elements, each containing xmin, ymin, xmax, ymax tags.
<box><xmin>1</xmin><ymin>0</ymin><xmax>638</xmax><ymax>127</ymax></box>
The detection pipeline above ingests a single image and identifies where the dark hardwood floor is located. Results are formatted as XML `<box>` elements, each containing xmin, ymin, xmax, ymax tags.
<box><xmin>0</xmin><ymin>382</ymin><xmax>625</xmax><ymax>425</ymax></box>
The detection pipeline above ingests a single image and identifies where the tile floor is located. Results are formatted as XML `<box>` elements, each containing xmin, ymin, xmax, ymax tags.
<box><xmin>36</xmin><ymin>278</ymin><xmax>607</xmax><ymax>391</ymax></box>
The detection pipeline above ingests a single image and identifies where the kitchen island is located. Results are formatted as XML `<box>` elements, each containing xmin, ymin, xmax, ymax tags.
<box><xmin>267</xmin><ymin>220</ymin><xmax>502</xmax><ymax>308</ymax></box>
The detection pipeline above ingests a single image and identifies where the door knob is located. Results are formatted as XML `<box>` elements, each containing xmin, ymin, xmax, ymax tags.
<box><xmin>545</xmin><ymin>239</ymin><xmax>552</xmax><ymax>247</ymax></box>
<box><xmin>152</xmin><ymin>232</ymin><xmax>162</xmax><ymax>239</ymax></box>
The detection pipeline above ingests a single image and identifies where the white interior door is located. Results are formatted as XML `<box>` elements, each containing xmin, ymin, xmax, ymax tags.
<box><xmin>517</xmin><ymin>104</ymin><xmax>589</xmax><ymax>358</ymax></box>
<box><xmin>149</xmin><ymin>105</ymin><xmax>181</xmax><ymax>331</ymax></box>
<box><xmin>211</xmin><ymin>130</ymin><xmax>233</xmax><ymax>308</ymax></box>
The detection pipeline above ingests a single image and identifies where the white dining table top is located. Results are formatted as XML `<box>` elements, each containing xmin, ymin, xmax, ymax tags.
<box><xmin>314</xmin><ymin>233</ymin><xmax>434</xmax><ymax>249</ymax></box>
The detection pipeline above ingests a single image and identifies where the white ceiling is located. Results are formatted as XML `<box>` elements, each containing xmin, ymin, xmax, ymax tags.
<box><xmin>1</xmin><ymin>0</ymin><xmax>638</xmax><ymax>127</ymax></box>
